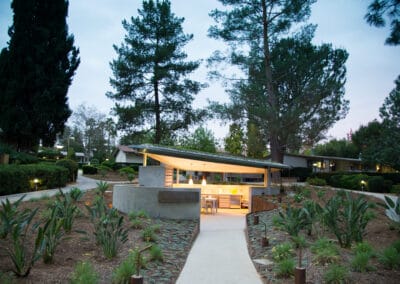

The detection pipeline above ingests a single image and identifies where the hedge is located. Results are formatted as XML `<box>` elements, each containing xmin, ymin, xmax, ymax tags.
<box><xmin>55</xmin><ymin>159</ymin><xmax>78</xmax><ymax>182</ymax></box>
<box><xmin>0</xmin><ymin>164</ymin><xmax>68</xmax><ymax>196</ymax></box>
<box><xmin>282</xmin><ymin>167</ymin><xmax>312</xmax><ymax>182</ymax></box>
<box><xmin>82</xmin><ymin>165</ymin><xmax>98</xmax><ymax>175</ymax></box>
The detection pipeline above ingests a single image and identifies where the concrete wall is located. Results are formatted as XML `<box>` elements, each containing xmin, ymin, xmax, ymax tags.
<box><xmin>138</xmin><ymin>166</ymin><xmax>166</xmax><ymax>187</ymax></box>
<box><xmin>113</xmin><ymin>185</ymin><xmax>201</xmax><ymax>219</ymax></box>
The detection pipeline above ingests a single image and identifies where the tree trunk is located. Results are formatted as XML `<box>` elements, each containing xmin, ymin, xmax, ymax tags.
<box><xmin>261</xmin><ymin>0</ymin><xmax>282</xmax><ymax>164</ymax></box>
<box><xmin>154</xmin><ymin>79</ymin><xmax>161</xmax><ymax>144</ymax></box>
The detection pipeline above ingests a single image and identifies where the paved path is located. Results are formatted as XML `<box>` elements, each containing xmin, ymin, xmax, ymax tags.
<box><xmin>0</xmin><ymin>171</ymin><xmax>102</xmax><ymax>204</ymax></box>
<box><xmin>177</xmin><ymin>209</ymin><xmax>263</xmax><ymax>284</ymax></box>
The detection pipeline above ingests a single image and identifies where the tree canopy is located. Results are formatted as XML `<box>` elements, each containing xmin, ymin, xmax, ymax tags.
<box><xmin>352</xmin><ymin>76</ymin><xmax>400</xmax><ymax>171</ymax></box>
<box><xmin>0</xmin><ymin>0</ymin><xmax>79</xmax><ymax>151</ymax></box>
<box><xmin>178</xmin><ymin>127</ymin><xmax>218</xmax><ymax>153</ymax></box>
<box><xmin>107</xmin><ymin>0</ymin><xmax>206</xmax><ymax>145</ymax></box>
<box><xmin>313</xmin><ymin>139</ymin><xmax>359</xmax><ymax>159</ymax></box>
<box><xmin>208</xmin><ymin>0</ymin><xmax>348</xmax><ymax>162</ymax></box>
<box><xmin>365</xmin><ymin>0</ymin><xmax>400</xmax><ymax>45</ymax></box>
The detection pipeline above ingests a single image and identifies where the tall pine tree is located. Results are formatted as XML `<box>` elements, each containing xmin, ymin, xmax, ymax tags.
<box><xmin>209</xmin><ymin>0</ymin><xmax>348</xmax><ymax>162</ymax></box>
<box><xmin>0</xmin><ymin>0</ymin><xmax>79</xmax><ymax>151</ymax></box>
<box><xmin>107</xmin><ymin>0</ymin><xmax>205</xmax><ymax>145</ymax></box>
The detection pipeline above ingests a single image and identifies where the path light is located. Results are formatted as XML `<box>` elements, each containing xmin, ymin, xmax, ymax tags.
<box><xmin>360</xmin><ymin>180</ymin><xmax>366</xmax><ymax>191</ymax></box>
<box><xmin>33</xmin><ymin>178</ymin><xmax>39</xmax><ymax>191</ymax></box>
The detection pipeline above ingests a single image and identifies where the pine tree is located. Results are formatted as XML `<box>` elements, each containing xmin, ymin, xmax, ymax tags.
<box><xmin>107</xmin><ymin>0</ymin><xmax>205</xmax><ymax>145</ymax></box>
<box><xmin>0</xmin><ymin>0</ymin><xmax>79</xmax><ymax>151</ymax></box>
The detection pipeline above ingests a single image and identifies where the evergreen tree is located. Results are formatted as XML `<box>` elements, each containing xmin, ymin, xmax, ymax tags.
<box><xmin>209</xmin><ymin>3</ymin><xmax>348</xmax><ymax>162</ymax></box>
<box><xmin>107</xmin><ymin>0</ymin><xmax>205</xmax><ymax>145</ymax></box>
<box><xmin>365</xmin><ymin>0</ymin><xmax>400</xmax><ymax>45</ymax></box>
<box><xmin>208</xmin><ymin>0</ymin><xmax>317</xmax><ymax>162</ymax></box>
<box><xmin>224</xmin><ymin>123</ymin><xmax>245</xmax><ymax>155</ymax></box>
<box><xmin>0</xmin><ymin>0</ymin><xmax>79</xmax><ymax>151</ymax></box>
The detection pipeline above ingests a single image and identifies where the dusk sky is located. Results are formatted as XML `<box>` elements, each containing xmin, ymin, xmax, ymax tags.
<box><xmin>0</xmin><ymin>0</ymin><xmax>399</xmax><ymax>143</ymax></box>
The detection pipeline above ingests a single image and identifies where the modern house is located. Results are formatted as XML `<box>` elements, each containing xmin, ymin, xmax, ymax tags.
<box><xmin>112</xmin><ymin>144</ymin><xmax>289</xmax><ymax>219</ymax></box>
<box><xmin>276</xmin><ymin>153</ymin><xmax>363</xmax><ymax>173</ymax></box>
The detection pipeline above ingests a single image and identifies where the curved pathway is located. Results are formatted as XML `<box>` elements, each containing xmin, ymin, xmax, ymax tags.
<box><xmin>0</xmin><ymin>171</ymin><xmax>100</xmax><ymax>204</ymax></box>
<box><xmin>177</xmin><ymin>209</ymin><xmax>263</xmax><ymax>284</ymax></box>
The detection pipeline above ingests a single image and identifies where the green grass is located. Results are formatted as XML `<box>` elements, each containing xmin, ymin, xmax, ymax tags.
<box><xmin>323</xmin><ymin>264</ymin><xmax>349</xmax><ymax>284</ymax></box>
<box><xmin>70</xmin><ymin>261</ymin><xmax>99</xmax><ymax>284</ymax></box>
<box><xmin>275</xmin><ymin>258</ymin><xmax>295</xmax><ymax>278</ymax></box>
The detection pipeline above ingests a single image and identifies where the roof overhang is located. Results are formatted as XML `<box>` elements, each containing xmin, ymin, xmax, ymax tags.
<box><xmin>130</xmin><ymin>144</ymin><xmax>289</xmax><ymax>174</ymax></box>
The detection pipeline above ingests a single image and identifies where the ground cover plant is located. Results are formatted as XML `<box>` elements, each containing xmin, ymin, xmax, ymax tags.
<box><xmin>247</xmin><ymin>185</ymin><xmax>400</xmax><ymax>283</ymax></box>
<box><xmin>0</xmin><ymin>185</ymin><xmax>199</xmax><ymax>283</ymax></box>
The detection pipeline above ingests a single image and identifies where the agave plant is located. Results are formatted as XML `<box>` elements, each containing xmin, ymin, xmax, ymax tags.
<box><xmin>382</xmin><ymin>196</ymin><xmax>400</xmax><ymax>223</ymax></box>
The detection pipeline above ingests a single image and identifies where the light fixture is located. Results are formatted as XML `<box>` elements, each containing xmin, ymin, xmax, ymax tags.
<box><xmin>188</xmin><ymin>175</ymin><xmax>193</xmax><ymax>185</ymax></box>
<box><xmin>201</xmin><ymin>176</ymin><xmax>207</xmax><ymax>186</ymax></box>
<box><xmin>33</xmin><ymin>178</ymin><xmax>39</xmax><ymax>191</ymax></box>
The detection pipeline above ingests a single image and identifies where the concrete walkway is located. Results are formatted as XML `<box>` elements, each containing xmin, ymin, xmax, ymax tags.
<box><xmin>0</xmin><ymin>171</ymin><xmax>102</xmax><ymax>204</ymax></box>
<box><xmin>177</xmin><ymin>209</ymin><xmax>263</xmax><ymax>284</ymax></box>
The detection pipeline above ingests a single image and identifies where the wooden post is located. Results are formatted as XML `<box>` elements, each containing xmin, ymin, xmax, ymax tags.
<box><xmin>130</xmin><ymin>275</ymin><xmax>143</xmax><ymax>284</ymax></box>
<box><xmin>294</xmin><ymin>267</ymin><xmax>306</xmax><ymax>284</ymax></box>
<box><xmin>253</xmin><ymin>215</ymin><xmax>259</xmax><ymax>225</ymax></box>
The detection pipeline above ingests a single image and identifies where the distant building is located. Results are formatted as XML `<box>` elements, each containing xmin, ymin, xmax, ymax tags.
<box><xmin>114</xmin><ymin>145</ymin><xmax>143</xmax><ymax>165</ymax></box>
<box><xmin>268</xmin><ymin>153</ymin><xmax>363</xmax><ymax>173</ymax></box>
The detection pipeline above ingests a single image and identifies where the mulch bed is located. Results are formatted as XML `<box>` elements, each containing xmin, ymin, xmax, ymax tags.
<box><xmin>246</xmin><ymin>186</ymin><xmax>400</xmax><ymax>283</ymax></box>
<box><xmin>0</xmin><ymin>187</ymin><xmax>199</xmax><ymax>283</ymax></box>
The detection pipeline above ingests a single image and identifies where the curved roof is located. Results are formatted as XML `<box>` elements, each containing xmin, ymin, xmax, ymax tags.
<box><xmin>130</xmin><ymin>144</ymin><xmax>289</xmax><ymax>174</ymax></box>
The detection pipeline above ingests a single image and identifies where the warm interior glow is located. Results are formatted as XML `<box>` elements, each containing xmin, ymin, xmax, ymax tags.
<box><xmin>189</xmin><ymin>178</ymin><xmax>193</xmax><ymax>185</ymax></box>
<box><xmin>201</xmin><ymin>177</ymin><xmax>207</xmax><ymax>186</ymax></box>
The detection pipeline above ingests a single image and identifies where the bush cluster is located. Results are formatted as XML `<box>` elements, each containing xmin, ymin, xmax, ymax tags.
<box><xmin>55</xmin><ymin>159</ymin><xmax>78</xmax><ymax>182</ymax></box>
<box><xmin>82</xmin><ymin>165</ymin><xmax>98</xmax><ymax>175</ymax></box>
<box><xmin>0</xmin><ymin>164</ymin><xmax>68</xmax><ymax>195</ymax></box>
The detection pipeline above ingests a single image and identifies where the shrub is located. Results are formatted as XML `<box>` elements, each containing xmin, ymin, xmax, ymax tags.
<box><xmin>275</xmin><ymin>258</ymin><xmax>295</xmax><ymax>278</ymax></box>
<box><xmin>0</xmin><ymin>164</ymin><xmax>68</xmax><ymax>195</ymax></box>
<box><xmin>112</xmin><ymin>251</ymin><xmax>137</xmax><ymax>284</ymax></box>
<box><xmin>70</xmin><ymin>261</ymin><xmax>99</xmax><ymax>284</ymax></box>
<box><xmin>150</xmin><ymin>245</ymin><xmax>164</xmax><ymax>262</ymax></box>
<box><xmin>275</xmin><ymin>205</ymin><xmax>308</xmax><ymax>236</ymax></box>
<box><xmin>55</xmin><ymin>159</ymin><xmax>78</xmax><ymax>182</ymax></box>
<box><xmin>97</xmin><ymin>165</ymin><xmax>112</xmax><ymax>177</ymax></box>
<box><xmin>311</xmin><ymin>237</ymin><xmax>340</xmax><ymax>264</ymax></box>
<box><xmin>282</xmin><ymin>167</ymin><xmax>312</xmax><ymax>182</ymax></box>
<box><xmin>323</xmin><ymin>191</ymin><xmax>373</xmax><ymax>248</ymax></box>
<box><xmin>142</xmin><ymin>226</ymin><xmax>157</xmax><ymax>243</ymax></box>
<box><xmin>82</xmin><ymin>165</ymin><xmax>98</xmax><ymax>175</ymax></box>
<box><xmin>379</xmin><ymin>246</ymin><xmax>400</xmax><ymax>269</ymax></box>
<box><xmin>53</xmin><ymin>188</ymin><xmax>83</xmax><ymax>233</ymax></box>
<box><xmin>353</xmin><ymin>242</ymin><xmax>374</xmax><ymax>256</ymax></box>
<box><xmin>368</xmin><ymin>176</ymin><xmax>385</xmax><ymax>193</ymax></box>
<box><xmin>391</xmin><ymin>184</ymin><xmax>400</xmax><ymax>194</ymax></box>
<box><xmin>42</xmin><ymin>206</ymin><xmax>64</xmax><ymax>264</ymax></box>
<box><xmin>323</xmin><ymin>264</ymin><xmax>349</xmax><ymax>284</ymax></box>
<box><xmin>351</xmin><ymin>252</ymin><xmax>375</xmax><ymax>272</ymax></box>
<box><xmin>9</xmin><ymin>151</ymin><xmax>38</xmax><ymax>164</ymax></box>
<box><xmin>1</xmin><ymin>201</ymin><xmax>45</xmax><ymax>277</ymax></box>
<box><xmin>86</xmin><ymin>195</ymin><xmax>128</xmax><ymax>258</ymax></box>
<box><xmin>101</xmin><ymin>159</ymin><xmax>117</xmax><ymax>170</ymax></box>
<box><xmin>272</xmin><ymin>242</ymin><xmax>294</xmax><ymax>262</ymax></box>
<box><xmin>119</xmin><ymin>166</ymin><xmax>136</xmax><ymax>181</ymax></box>
<box><xmin>306</xmin><ymin>177</ymin><xmax>327</xmax><ymax>186</ymax></box>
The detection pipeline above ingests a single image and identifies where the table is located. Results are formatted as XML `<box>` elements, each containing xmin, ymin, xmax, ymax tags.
<box><xmin>202</xmin><ymin>197</ymin><xmax>218</xmax><ymax>214</ymax></box>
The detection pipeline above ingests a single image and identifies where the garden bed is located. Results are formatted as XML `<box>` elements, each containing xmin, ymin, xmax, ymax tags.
<box><xmin>0</xmin><ymin>187</ymin><xmax>199</xmax><ymax>283</ymax></box>
<box><xmin>246</xmin><ymin>186</ymin><xmax>400</xmax><ymax>283</ymax></box>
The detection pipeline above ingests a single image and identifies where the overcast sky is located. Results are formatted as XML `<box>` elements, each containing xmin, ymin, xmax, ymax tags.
<box><xmin>0</xmin><ymin>0</ymin><xmax>399</xmax><ymax>142</ymax></box>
